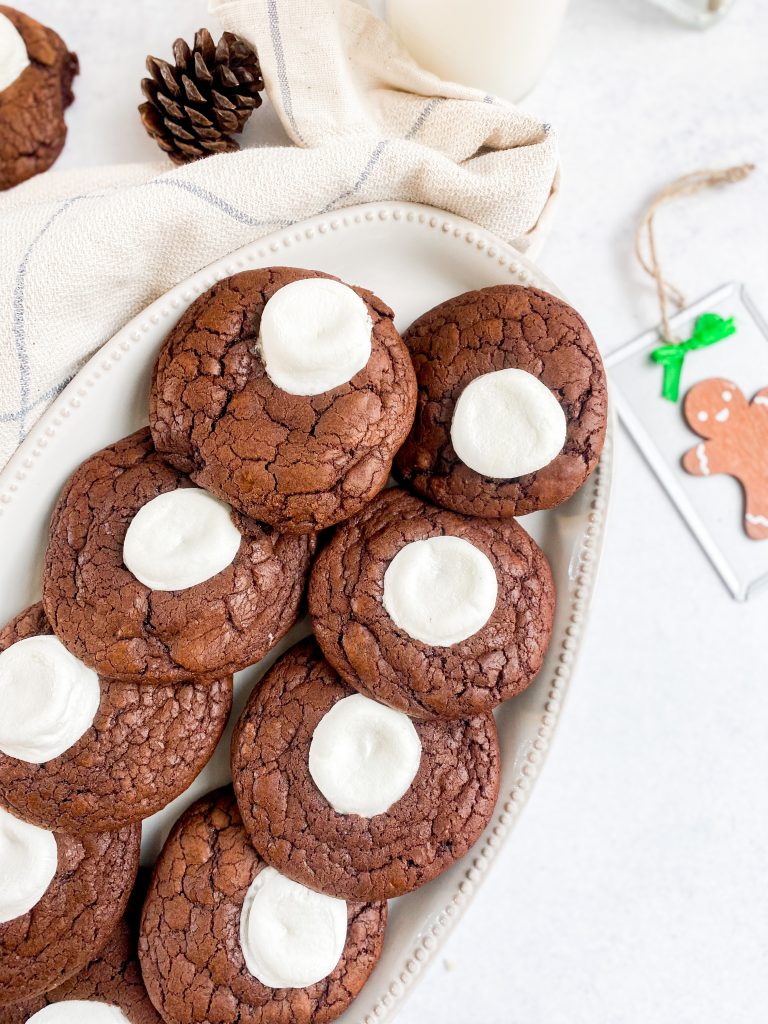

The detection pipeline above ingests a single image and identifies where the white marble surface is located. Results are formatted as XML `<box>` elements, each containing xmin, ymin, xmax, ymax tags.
<box><xmin>11</xmin><ymin>1</ymin><xmax>768</xmax><ymax>1021</ymax></box>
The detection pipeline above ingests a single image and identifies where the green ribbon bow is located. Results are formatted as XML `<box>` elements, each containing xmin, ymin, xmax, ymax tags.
<box><xmin>650</xmin><ymin>313</ymin><xmax>736</xmax><ymax>402</ymax></box>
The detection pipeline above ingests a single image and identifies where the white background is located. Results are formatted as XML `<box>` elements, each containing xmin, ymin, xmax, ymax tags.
<box><xmin>11</xmin><ymin>1</ymin><xmax>768</xmax><ymax>1022</ymax></box>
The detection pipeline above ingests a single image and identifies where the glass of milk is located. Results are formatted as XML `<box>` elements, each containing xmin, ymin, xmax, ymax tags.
<box><xmin>386</xmin><ymin>0</ymin><xmax>570</xmax><ymax>103</ymax></box>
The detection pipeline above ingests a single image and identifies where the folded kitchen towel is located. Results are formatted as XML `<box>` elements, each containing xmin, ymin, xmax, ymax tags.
<box><xmin>0</xmin><ymin>0</ymin><xmax>559</xmax><ymax>469</ymax></box>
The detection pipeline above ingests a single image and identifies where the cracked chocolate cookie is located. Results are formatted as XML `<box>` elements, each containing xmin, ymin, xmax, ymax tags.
<box><xmin>2</xmin><ymin>905</ymin><xmax>162</xmax><ymax>1024</ymax></box>
<box><xmin>0</xmin><ymin>808</ymin><xmax>140</xmax><ymax>1006</ymax></box>
<box><xmin>0</xmin><ymin>603</ymin><xmax>233</xmax><ymax>834</ymax></box>
<box><xmin>139</xmin><ymin>787</ymin><xmax>387</xmax><ymax>1024</ymax></box>
<box><xmin>42</xmin><ymin>428</ymin><xmax>314</xmax><ymax>683</ymax></box>
<box><xmin>231</xmin><ymin>639</ymin><xmax>500</xmax><ymax>900</ymax></box>
<box><xmin>0</xmin><ymin>7</ymin><xmax>78</xmax><ymax>191</ymax></box>
<box><xmin>148</xmin><ymin>267</ymin><xmax>417</xmax><ymax>533</ymax></box>
<box><xmin>309</xmin><ymin>487</ymin><xmax>555</xmax><ymax>719</ymax></box>
<box><xmin>395</xmin><ymin>285</ymin><xmax>607</xmax><ymax>517</ymax></box>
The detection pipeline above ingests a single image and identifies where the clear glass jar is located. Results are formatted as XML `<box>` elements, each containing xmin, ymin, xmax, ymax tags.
<box><xmin>645</xmin><ymin>0</ymin><xmax>736</xmax><ymax>29</ymax></box>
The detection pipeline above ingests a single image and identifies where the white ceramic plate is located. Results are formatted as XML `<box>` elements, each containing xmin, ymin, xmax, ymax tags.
<box><xmin>0</xmin><ymin>201</ymin><xmax>613</xmax><ymax>1024</ymax></box>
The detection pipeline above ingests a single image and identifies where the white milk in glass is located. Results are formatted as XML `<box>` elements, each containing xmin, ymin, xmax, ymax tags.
<box><xmin>386</xmin><ymin>0</ymin><xmax>569</xmax><ymax>103</ymax></box>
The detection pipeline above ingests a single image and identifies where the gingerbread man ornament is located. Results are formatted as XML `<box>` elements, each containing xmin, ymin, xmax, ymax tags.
<box><xmin>682</xmin><ymin>377</ymin><xmax>768</xmax><ymax>540</ymax></box>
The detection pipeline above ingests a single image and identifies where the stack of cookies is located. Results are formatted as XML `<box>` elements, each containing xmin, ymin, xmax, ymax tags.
<box><xmin>0</xmin><ymin>267</ymin><xmax>607</xmax><ymax>1024</ymax></box>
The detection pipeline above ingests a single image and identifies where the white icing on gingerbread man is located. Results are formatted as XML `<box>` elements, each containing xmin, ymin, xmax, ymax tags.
<box><xmin>682</xmin><ymin>377</ymin><xmax>768</xmax><ymax>540</ymax></box>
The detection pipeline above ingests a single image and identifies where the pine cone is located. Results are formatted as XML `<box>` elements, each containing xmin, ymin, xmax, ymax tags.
<box><xmin>139</xmin><ymin>28</ymin><xmax>264</xmax><ymax>165</ymax></box>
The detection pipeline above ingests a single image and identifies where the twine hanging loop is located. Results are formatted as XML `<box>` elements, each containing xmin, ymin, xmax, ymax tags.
<box><xmin>635</xmin><ymin>163</ymin><xmax>755</xmax><ymax>343</ymax></box>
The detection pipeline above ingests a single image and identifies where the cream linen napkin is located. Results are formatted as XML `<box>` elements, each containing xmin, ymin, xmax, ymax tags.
<box><xmin>0</xmin><ymin>0</ymin><xmax>559</xmax><ymax>468</ymax></box>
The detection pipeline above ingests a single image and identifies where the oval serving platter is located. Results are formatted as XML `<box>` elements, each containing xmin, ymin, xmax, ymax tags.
<box><xmin>0</xmin><ymin>201</ymin><xmax>613</xmax><ymax>1024</ymax></box>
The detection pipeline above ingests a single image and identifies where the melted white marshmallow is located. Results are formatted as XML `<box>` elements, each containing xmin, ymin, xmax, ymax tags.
<box><xmin>451</xmin><ymin>367</ymin><xmax>566</xmax><ymax>478</ymax></box>
<box><xmin>27</xmin><ymin>1002</ymin><xmax>130</xmax><ymax>1024</ymax></box>
<box><xmin>383</xmin><ymin>535</ymin><xmax>498</xmax><ymax>646</ymax></box>
<box><xmin>0</xmin><ymin>807</ymin><xmax>57</xmax><ymax>923</ymax></box>
<box><xmin>0</xmin><ymin>635</ymin><xmax>100</xmax><ymax>763</ymax></box>
<box><xmin>309</xmin><ymin>694</ymin><xmax>421</xmax><ymax>816</ymax></box>
<box><xmin>256</xmin><ymin>278</ymin><xmax>372</xmax><ymax>395</ymax></box>
<box><xmin>123</xmin><ymin>488</ymin><xmax>241</xmax><ymax>591</ymax></box>
<box><xmin>0</xmin><ymin>13</ymin><xmax>29</xmax><ymax>93</ymax></box>
<box><xmin>240</xmin><ymin>867</ymin><xmax>347</xmax><ymax>988</ymax></box>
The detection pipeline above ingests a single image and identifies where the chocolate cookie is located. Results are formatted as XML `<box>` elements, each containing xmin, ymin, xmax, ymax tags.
<box><xmin>395</xmin><ymin>285</ymin><xmax>607</xmax><ymax>517</ymax></box>
<box><xmin>231</xmin><ymin>640</ymin><xmax>500</xmax><ymax>900</ymax></box>
<box><xmin>43</xmin><ymin>428</ymin><xmax>314</xmax><ymax>683</ymax></box>
<box><xmin>149</xmin><ymin>267</ymin><xmax>417</xmax><ymax>533</ymax></box>
<box><xmin>309</xmin><ymin>488</ymin><xmax>555</xmax><ymax>719</ymax></box>
<box><xmin>0</xmin><ymin>809</ymin><xmax>140</xmax><ymax>1006</ymax></box>
<box><xmin>1</xmin><ymin>909</ymin><xmax>162</xmax><ymax>1024</ymax></box>
<box><xmin>0</xmin><ymin>603</ymin><xmax>233</xmax><ymax>834</ymax></box>
<box><xmin>0</xmin><ymin>7</ymin><xmax>78</xmax><ymax>191</ymax></box>
<box><xmin>139</xmin><ymin>788</ymin><xmax>387</xmax><ymax>1024</ymax></box>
